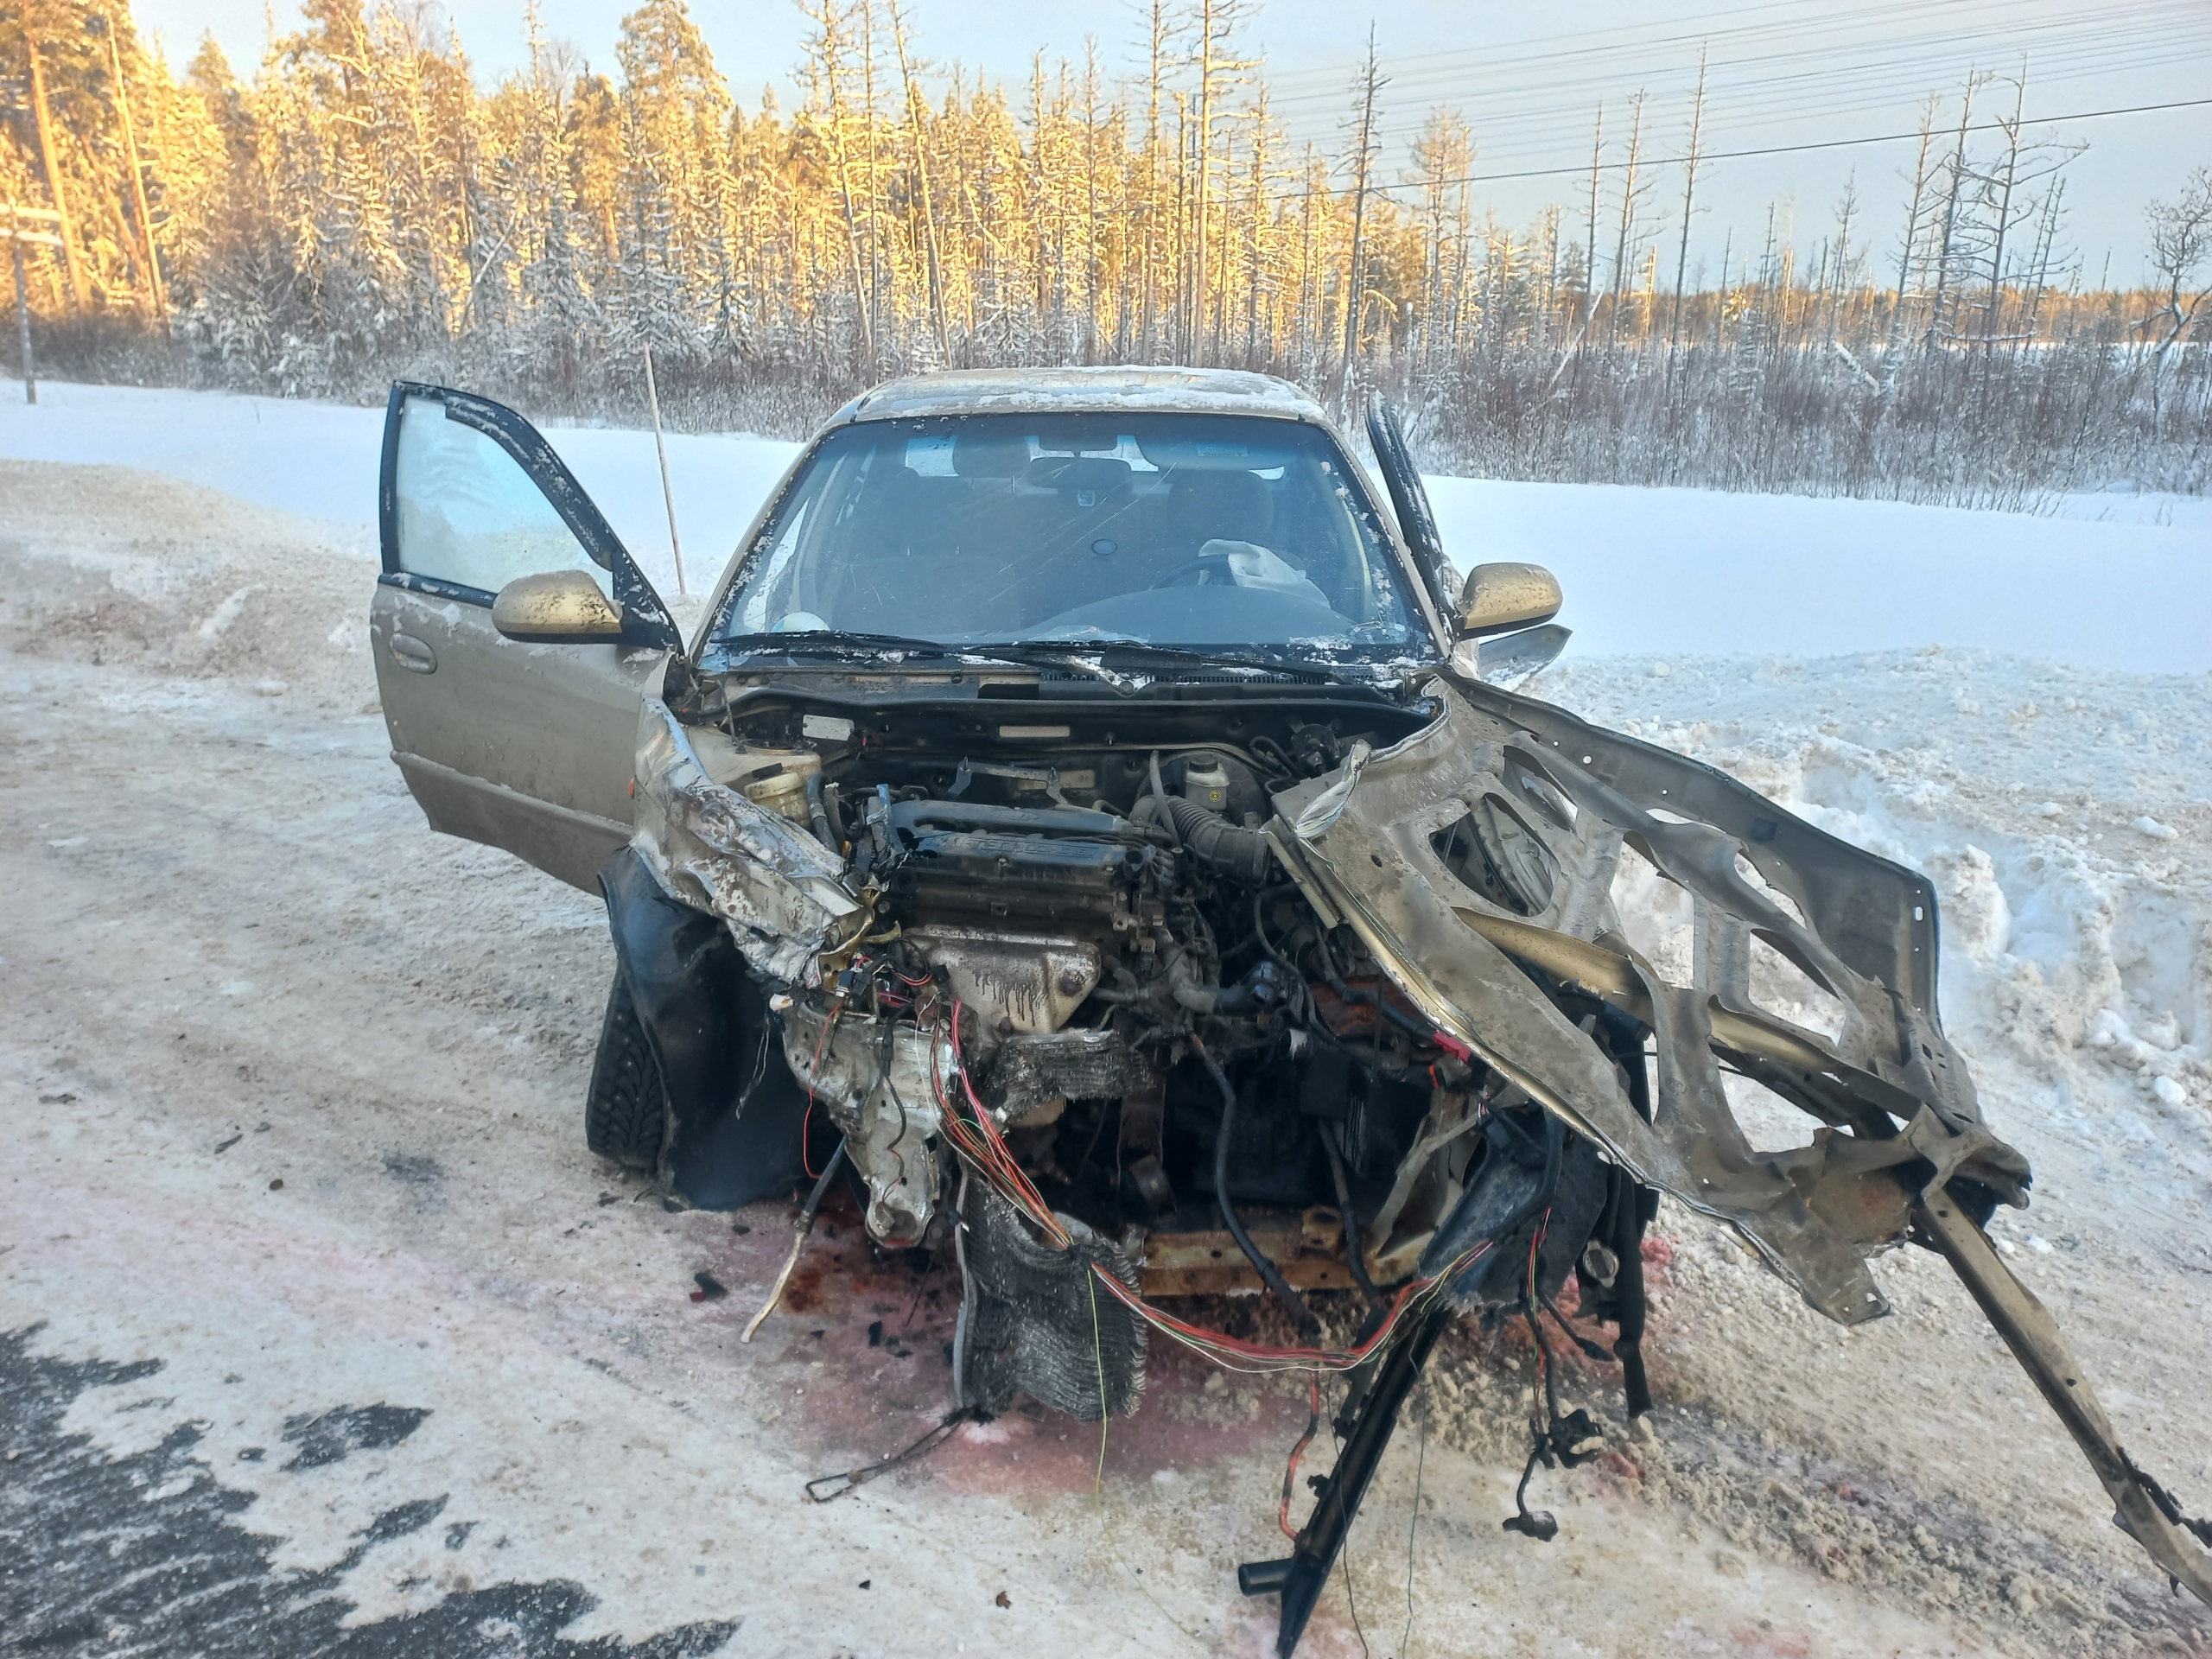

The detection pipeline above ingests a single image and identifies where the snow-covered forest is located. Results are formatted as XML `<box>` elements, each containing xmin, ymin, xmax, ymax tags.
<box><xmin>3</xmin><ymin>0</ymin><xmax>2209</xmax><ymax>500</ymax></box>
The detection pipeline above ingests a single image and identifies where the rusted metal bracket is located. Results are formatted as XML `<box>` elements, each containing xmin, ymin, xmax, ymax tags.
<box><xmin>1141</xmin><ymin>1211</ymin><xmax>1357</xmax><ymax>1297</ymax></box>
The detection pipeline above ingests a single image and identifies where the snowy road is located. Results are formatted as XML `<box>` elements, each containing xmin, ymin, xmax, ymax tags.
<box><xmin>3</xmin><ymin>435</ymin><xmax>2211</xmax><ymax>1657</ymax></box>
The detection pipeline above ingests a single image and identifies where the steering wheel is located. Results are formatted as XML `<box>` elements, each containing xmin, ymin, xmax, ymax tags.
<box><xmin>1147</xmin><ymin>552</ymin><xmax>1233</xmax><ymax>590</ymax></box>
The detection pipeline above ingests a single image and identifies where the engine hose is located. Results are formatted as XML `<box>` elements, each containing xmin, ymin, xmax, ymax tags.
<box><xmin>1192</xmin><ymin>1033</ymin><xmax>1319</xmax><ymax>1338</ymax></box>
<box><xmin>1321</xmin><ymin>1123</ymin><xmax>1386</xmax><ymax>1308</ymax></box>
<box><xmin>1133</xmin><ymin>791</ymin><xmax>1275</xmax><ymax>885</ymax></box>
<box><xmin>1166</xmin><ymin>944</ymin><xmax>1255</xmax><ymax>1014</ymax></box>
<box><xmin>1147</xmin><ymin>751</ymin><xmax>1180</xmax><ymax>849</ymax></box>
<box><xmin>804</xmin><ymin>772</ymin><xmax>837</xmax><ymax>852</ymax></box>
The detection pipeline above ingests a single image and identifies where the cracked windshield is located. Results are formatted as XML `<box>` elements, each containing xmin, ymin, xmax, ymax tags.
<box><xmin>714</xmin><ymin>413</ymin><xmax>1418</xmax><ymax>655</ymax></box>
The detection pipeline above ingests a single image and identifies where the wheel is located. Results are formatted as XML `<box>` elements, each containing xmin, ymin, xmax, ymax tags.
<box><xmin>585</xmin><ymin>971</ymin><xmax>667</xmax><ymax>1169</ymax></box>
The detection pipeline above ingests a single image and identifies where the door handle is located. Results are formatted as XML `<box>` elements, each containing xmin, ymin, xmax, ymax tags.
<box><xmin>390</xmin><ymin>632</ymin><xmax>437</xmax><ymax>674</ymax></box>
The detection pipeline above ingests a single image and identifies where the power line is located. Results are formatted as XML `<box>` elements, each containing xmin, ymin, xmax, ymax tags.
<box><xmin>1263</xmin><ymin>0</ymin><xmax>2027</xmax><ymax>99</ymax></box>
<box><xmin>1264</xmin><ymin>93</ymin><xmax>2212</xmax><ymax>204</ymax></box>
<box><xmin>1334</xmin><ymin>30</ymin><xmax>2212</xmax><ymax>163</ymax></box>
<box><xmin>1268</xmin><ymin>4</ymin><xmax>2209</xmax><ymax>149</ymax></box>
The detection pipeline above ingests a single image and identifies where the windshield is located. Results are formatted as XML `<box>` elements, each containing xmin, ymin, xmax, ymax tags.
<box><xmin>709</xmin><ymin>413</ymin><xmax>1421</xmax><ymax>660</ymax></box>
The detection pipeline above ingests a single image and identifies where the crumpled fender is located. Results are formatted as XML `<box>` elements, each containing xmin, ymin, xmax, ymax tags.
<box><xmin>628</xmin><ymin>697</ymin><xmax>861</xmax><ymax>985</ymax></box>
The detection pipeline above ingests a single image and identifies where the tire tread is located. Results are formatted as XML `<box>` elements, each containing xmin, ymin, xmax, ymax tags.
<box><xmin>586</xmin><ymin>974</ymin><xmax>665</xmax><ymax>1169</ymax></box>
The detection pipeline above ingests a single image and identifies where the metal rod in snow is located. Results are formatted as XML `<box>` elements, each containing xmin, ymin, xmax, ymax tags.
<box><xmin>12</xmin><ymin>232</ymin><xmax>34</xmax><ymax>405</ymax></box>
<box><xmin>641</xmin><ymin>343</ymin><xmax>687</xmax><ymax>596</ymax></box>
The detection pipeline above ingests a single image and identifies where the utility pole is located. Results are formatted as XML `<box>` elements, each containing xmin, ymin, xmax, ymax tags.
<box><xmin>3</xmin><ymin>206</ymin><xmax>66</xmax><ymax>403</ymax></box>
<box><xmin>21</xmin><ymin>0</ymin><xmax>91</xmax><ymax>312</ymax></box>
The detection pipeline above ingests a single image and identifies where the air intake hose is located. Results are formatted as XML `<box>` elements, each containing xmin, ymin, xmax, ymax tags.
<box><xmin>1133</xmin><ymin>792</ymin><xmax>1274</xmax><ymax>885</ymax></box>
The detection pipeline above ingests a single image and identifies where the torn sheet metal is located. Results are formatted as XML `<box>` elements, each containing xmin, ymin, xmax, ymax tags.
<box><xmin>629</xmin><ymin>698</ymin><xmax>861</xmax><ymax>985</ymax></box>
<box><xmin>978</xmin><ymin>1027</ymin><xmax>1152</xmax><ymax>1121</ymax></box>
<box><xmin>1270</xmin><ymin>674</ymin><xmax>2029</xmax><ymax>1326</ymax></box>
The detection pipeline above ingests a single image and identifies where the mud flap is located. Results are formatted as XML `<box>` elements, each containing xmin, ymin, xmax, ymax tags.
<box><xmin>600</xmin><ymin>845</ymin><xmax>813</xmax><ymax>1208</ymax></box>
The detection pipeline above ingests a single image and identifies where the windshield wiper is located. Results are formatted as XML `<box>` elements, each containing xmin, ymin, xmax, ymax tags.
<box><xmin>719</xmin><ymin>630</ymin><xmax>1141</xmax><ymax>692</ymax></box>
<box><xmin>1067</xmin><ymin>640</ymin><xmax>1364</xmax><ymax>686</ymax></box>
<box><xmin>717</xmin><ymin>628</ymin><xmax>976</xmax><ymax>660</ymax></box>
<box><xmin>715</xmin><ymin>632</ymin><xmax>1379</xmax><ymax>694</ymax></box>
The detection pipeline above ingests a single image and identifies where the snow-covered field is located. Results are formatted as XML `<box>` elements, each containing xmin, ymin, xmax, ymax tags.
<box><xmin>3</xmin><ymin>379</ymin><xmax>2209</xmax><ymax>1658</ymax></box>
<box><xmin>4</xmin><ymin>375</ymin><xmax>2209</xmax><ymax>669</ymax></box>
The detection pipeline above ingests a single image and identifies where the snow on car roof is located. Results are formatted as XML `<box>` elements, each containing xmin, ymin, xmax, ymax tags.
<box><xmin>827</xmin><ymin>365</ymin><xmax>1332</xmax><ymax>427</ymax></box>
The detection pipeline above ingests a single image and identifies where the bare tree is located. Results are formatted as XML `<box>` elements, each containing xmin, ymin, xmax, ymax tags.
<box><xmin>887</xmin><ymin>0</ymin><xmax>950</xmax><ymax>365</ymax></box>
<box><xmin>1605</xmin><ymin>91</ymin><xmax>1650</xmax><ymax>346</ymax></box>
<box><xmin>1887</xmin><ymin>95</ymin><xmax>1942</xmax><ymax>359</ymax></box>
<box><xmin>798</xmin><ymin>0</ymin><xmax>876</xmax><ymax>372</ymax></box>
<box><xmin>1664</xmin><ymin>50</ymin><xmax>1707</xmax><ymax>398</ymax></box>
<box><xmin>1332</xmin><ymin>22</ymin><xmax>1385</xmax><ymax>415</ymax></box>
<box><xmin>1580</xmin><ymin>101</ymin><xmax>1603</xmax><ymax>329</ymax></box>
<box><xmin>1410</xmin><ymin>107</ymin><xmax>1471</xmax><ymax>372</ymax></box>
<box><xmin>1961</xmin><ymin>68</ymin><xmax>2081</xmax><ymax>365</ymax></box>
<box><xmin>1923</xmin><ymin>73</ymin><xmax>1985</xmax><ymax>351</ymax></box>
<box><xmin>1175</xmin><ymin>0</ymin><xmax>1256</xmax><ymax>363</ymax></box>
<box><xmin>17</xmin><ymin>0</ymin><xmax>91</xmax><ymax>308</ymax></box>
<box><xmin>2142</xmin><ymin>165</ymin><xmax>2212</xmax><ymax>435</ymax></box>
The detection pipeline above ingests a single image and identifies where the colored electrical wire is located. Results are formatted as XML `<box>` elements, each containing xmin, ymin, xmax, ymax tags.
<box><xmin>1281</xmin><ymin>1370</ymin><xmax>1323</xmax><ymax>1540</ymax></box>
<box><xmin>1084</xmin><ymin>1239</ymin><xmax>1491</xmax><ymax>1378</ymax></box>
<box><xmin>925</xmin><ymin>999</ymin><xmax>1071</xmax><ymax>1249</ymax></box>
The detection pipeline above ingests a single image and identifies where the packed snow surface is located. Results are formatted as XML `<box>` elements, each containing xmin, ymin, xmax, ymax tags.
<box><xmin>2</xmin><ymin>380</ymin><xmax>2210</xmax><ymax>1656</ymax></box>
<box><xmin>3</xmin><ymin>376</ymin><xmax>2206</xmax><ymax>669</ymax></box>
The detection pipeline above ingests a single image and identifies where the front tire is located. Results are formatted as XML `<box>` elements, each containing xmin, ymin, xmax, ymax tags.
<box><xmin>586</xmin><ymin>972</ymin><xmax>666</xmax><ymax>1169</ymax></box>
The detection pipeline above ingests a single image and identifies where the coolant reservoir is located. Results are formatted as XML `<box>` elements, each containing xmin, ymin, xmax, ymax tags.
<box><xmin>686</xmin><ymin>728</ymin><xmax>823</xmax><ymax>822</ymax></box>
<box><xmin>741</xmin><ymin>765</ymin><xmax>818</xmax><ymax>822</ymax></box>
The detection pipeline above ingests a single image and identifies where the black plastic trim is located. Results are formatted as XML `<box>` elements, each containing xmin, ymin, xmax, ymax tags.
<box><xmin>598</xmin><ymin>847</ymin><xmax>814</xmax><ymax>1209</ymax></box>
<box><xmin>1363</xmin><ymin>393</ymin><xmax>1456</xmax><ymax>622</ymax></box>
<box><xmin>375</xmin><ymin>569</ymin><xmax>493</xmax><ymax>606</ymax></box>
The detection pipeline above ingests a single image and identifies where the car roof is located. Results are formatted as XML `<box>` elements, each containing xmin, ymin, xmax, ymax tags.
<box><xmin>825</xmin><ymin>365</ymin><xmax>1333</xmax><ymax>428</ymax></box>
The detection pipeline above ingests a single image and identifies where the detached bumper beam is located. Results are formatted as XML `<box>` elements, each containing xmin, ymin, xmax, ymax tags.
<box><xmin>1919</xmin><ymin>1191</ymin><xmax>2212</xmax><ymax>1602</ymax></box>
<box><xmin>1238</xmin><ymin>1306</ymin><xmax>1453</xmax><ymax>1657</ymax></box>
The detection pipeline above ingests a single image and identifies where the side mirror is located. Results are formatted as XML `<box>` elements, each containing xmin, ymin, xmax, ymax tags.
<box><xmin>492</xmin><ymin>569</ymin><xmax>626</xmax><ymax>643</ymax></box>
<box><xmin>1457</xmin><ymin>562</ymin><xmax>1562</xmax><ymax>638</ymax></box>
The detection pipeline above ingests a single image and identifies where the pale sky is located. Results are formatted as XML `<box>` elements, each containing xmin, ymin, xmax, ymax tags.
<box><xmin>140</xmin><ymin>0</ymin><xmax>2212</xmax><ymax>279</ymax></box>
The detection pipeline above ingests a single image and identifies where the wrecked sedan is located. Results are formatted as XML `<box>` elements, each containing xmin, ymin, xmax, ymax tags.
<box><xmin>368</xmin><ymin>367</ymin><xmax>2211</xmax><ymax>1653</ymax></box>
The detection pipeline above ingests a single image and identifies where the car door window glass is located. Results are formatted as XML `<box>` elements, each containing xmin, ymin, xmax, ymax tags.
<box><xmin>393</xmin><ymin>396</ymin><xmax>613</xmax><ymax>600</ymax></box>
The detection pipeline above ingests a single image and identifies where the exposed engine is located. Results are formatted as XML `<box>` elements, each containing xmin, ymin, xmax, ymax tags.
<box><xmin>686</xmin><ymin>694</ymin><xmax>1646</xmax><ymax>1433</ymax></box>
<box><xmin>626</xmin><ymin>678</ymin><xmax>2212</xmax><ymax>1658</ymax></box>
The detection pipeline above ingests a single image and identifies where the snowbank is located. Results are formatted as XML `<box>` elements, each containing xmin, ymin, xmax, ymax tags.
<box><xmin>1548</xmin><ymin>648</ymin><xmax>2212</xmax><ymax>1161</ymax></box>
<box><xmin>3</xmin><ymin>377</ymin><xmax>2205</xmax><ymax>671</ymax></box>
